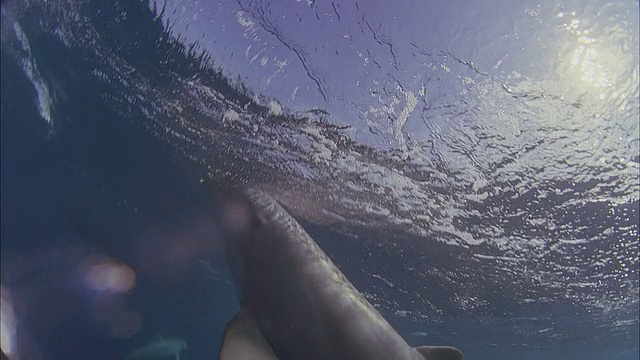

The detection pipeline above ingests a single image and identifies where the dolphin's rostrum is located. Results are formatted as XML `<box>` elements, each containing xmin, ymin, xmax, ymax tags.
<box><xmin>125</xmin><ymin>336</ymin><xmax>187</xmax><ymax>360</ymax></box>
<box><xmin>218</xmin><ymin>189</ymin><xmax>463</xmax><ymax>360</ymax></box>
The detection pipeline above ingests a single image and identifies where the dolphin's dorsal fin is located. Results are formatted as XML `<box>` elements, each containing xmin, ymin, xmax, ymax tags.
<box><xmin>218</xmin><ymin>308</ymin><xmax>278</xmax><ymax>360</ymax></box>
<box><xmin>416</xmin><ymin>345</ymin><xmax>464</xmax><ymax>360</ymax></box>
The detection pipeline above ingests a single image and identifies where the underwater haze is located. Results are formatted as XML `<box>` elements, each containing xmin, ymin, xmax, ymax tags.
<box><xmin>1</xmin><ymin>0</ymin><xmax>638</xmax><ymax>359</ymax></box>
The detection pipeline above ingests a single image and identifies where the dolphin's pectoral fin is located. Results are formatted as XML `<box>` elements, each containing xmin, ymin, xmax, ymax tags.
<box><xmin>218</xmin><ymin>308</ymin><xmax>279</xmax><ymax>360</ymax></box>
<box><xmin>415</xmin><ymin>345</ymin><xmax>464</xmax><ymax>360</ymax></box>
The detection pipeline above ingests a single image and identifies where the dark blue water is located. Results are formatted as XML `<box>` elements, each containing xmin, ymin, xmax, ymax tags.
<box><xmin>1</xmin><ymin>0</ymin><xmax>638</xmax><ymax>359</ymax></box>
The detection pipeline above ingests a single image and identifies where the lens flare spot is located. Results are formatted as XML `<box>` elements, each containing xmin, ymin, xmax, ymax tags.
<box><xmin>1</xmin><ymin>285</ymin><xmax>18</xmax><ymax>360</ymax></box>
<box><xmin>83</xmin><ymin>258</ymin><xmax>136</xmax><ymax>293</ymax></box>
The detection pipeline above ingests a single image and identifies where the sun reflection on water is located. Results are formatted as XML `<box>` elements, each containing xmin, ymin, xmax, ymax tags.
<box><xmin>556</xmin><ymin>10</ymin><xmax>638</xmax><ymax>112</ymax></box>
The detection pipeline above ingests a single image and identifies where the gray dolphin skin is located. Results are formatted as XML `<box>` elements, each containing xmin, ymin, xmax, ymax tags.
<box><xmin>218</xmin><ymin>189</ymin><xmax>463</xmax><ymax>360</ymax></box>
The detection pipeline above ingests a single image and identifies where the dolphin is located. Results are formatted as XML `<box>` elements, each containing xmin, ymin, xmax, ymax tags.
<box><xmin>125</xmin><ymin>336</ymin><xmax>187</xmax><ymax>360</ymax></box>
<box><xmin>218</xmin><ymin>189</ymin><xmax>463</xmax><ymax>360</ymax></box>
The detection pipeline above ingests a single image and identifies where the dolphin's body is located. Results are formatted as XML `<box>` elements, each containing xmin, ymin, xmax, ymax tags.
<box><xmin>218</xmin><ymin>189</ymin><xmax>463</xmax><ymax>360</ymax></box>
<box><xmin>125</xmin><ymin>337</ymin><xmax>187</xmax><ymax>360</ymax></box>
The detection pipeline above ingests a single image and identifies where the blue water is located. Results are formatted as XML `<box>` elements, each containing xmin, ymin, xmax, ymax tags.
<box><xmin>1</xmin><ymin>0</ymin><xmax>638</xmax><ymax>359</ymax></box>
